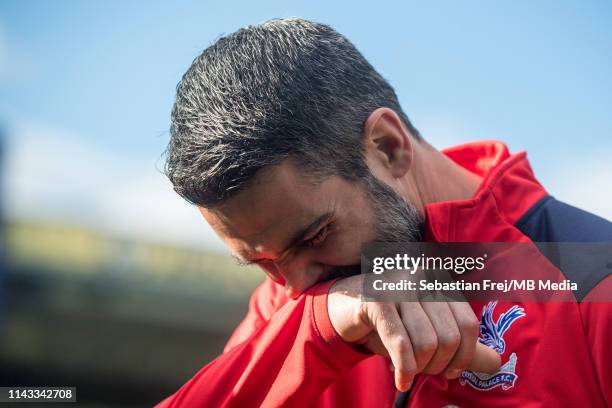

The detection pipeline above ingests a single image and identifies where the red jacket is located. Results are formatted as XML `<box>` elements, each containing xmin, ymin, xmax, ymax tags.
<box><xmin>157</xmin><ymin>141</ymin><xmax>612</xmax><ymax>407</ymax></box>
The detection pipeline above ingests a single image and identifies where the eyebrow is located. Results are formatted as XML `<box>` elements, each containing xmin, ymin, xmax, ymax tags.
<box><xmin>233</xmin><ymin>211</ymin><xmax>334</xmax><ymax>265</ymax></box>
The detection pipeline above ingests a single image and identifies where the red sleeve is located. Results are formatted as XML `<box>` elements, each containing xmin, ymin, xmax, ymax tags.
<box><xmin>580</xmin><ymin>274</ymin><xmax>612</xmax><ymax>406</ymax></box>
<box><xmin>223</xmin><ymin>278</ymin><xmax>286</xmax><ymax>353</ymax></box>
<box><xmin>155</xmin><ymin>279</ymin><xmax>369</xmax><ymax>408</ymax></box>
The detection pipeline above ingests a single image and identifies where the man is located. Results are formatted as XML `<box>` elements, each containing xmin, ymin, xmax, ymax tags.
<box><xmin>158</xmin><ymin>18</ymin><xmax>611</xmax><ymax>407</ymax></box>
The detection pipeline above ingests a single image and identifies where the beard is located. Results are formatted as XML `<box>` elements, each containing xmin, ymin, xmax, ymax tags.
<box><xmin>327</xmin><ymin>171</ymin><xmax>425</xmax><ymax>279</ymax></box>
<box><xmin>364</xmin><ymin>171</ymin><xmax>424</xmax><ymax>243</ymax></box>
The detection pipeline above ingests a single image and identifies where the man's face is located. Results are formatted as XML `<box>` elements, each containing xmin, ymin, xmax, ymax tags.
<box><xmin>200</xmin><ymin>159</ymin><xmax>424</xmax><ymax>298</ymax></box>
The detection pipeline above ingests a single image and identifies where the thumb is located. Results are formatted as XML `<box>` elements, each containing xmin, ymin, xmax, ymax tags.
<box><xmin>468</xmin><ymin>343</ymin><xmax>501</xmax><ymax>374</ymax></box>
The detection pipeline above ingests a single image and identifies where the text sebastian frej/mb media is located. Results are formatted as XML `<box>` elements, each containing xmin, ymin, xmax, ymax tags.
<box><xmin>370</xmin><ymin>253</ymin><xmax>577</xmax><ymax>293</ymax></box>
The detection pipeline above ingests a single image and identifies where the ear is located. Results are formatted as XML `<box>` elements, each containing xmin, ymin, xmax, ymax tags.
<box><xmin>363</xmin><ymin>107</ymin><xmax>413</xmax><ymax>179</ymax></box>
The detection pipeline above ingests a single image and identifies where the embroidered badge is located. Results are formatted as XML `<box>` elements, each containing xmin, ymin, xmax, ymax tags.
<box><xmin>459</xmin><ymin>301</ymin><xmax>525</xmax><ymax>391</ymax></box>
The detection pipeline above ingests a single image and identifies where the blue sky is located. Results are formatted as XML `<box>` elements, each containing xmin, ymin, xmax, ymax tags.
<box><xmin>1</xmin><ymin>1</ymin><xmax>611</xmax><ymax>250</ymax></box>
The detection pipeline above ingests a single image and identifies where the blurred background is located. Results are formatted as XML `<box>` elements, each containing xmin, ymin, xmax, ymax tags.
<box><xmin>0</xmin><ymin>1</ymin><xmax>611</xmax><ymax>406</ymax></box>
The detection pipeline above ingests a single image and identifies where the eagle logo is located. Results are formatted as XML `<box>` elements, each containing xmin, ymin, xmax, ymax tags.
<box><xmin>459</xmin><ymin>301</ymin><xmax>525</xmax><ymax>391</ymax></box>
<box><xmin>479</xmin><ymin>301</ymin><xmax>525</xmax><ymax>354</ymax></box>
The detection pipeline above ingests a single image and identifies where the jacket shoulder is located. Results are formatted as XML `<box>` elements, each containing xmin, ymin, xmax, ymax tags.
<box><xmin>516</xmin><ymin>196</ymin><xmax>612</xmax><ymax>242</ymax></box>
<box><xmin>516</xmin><ymin>196</ymin><xmax>612</xmax><ymax>301</ymax></box>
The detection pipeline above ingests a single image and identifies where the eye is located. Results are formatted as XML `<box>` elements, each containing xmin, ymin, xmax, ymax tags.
<box><xmin>303</xmin><ymin>225</ymin><xmax>330</xmax><ymax>248</ymax></box>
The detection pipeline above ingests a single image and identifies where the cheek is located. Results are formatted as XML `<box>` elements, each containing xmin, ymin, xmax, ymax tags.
<box><xmin>315</xmin><ymin>232</ymin><xmax>366</xmax><ymax>266</ymax></box>
<box><xmin>321</xmin><ymin>210</ymin><xmax>377</xmax><ymax>266</ymax></box>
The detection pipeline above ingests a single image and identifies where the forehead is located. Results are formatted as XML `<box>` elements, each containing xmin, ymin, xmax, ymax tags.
<box><xmin>199</xmin><ymin>160</ymin><xmax>354</xmax><ymax>257</ymax></box>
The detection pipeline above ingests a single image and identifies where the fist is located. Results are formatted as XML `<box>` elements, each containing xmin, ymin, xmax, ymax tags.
<box><xmin>327</xmin><ymin>274</ymin><xmax>501</xmax><ymax>391</ymax></box>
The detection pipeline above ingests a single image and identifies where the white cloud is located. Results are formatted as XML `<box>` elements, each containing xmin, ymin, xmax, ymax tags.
<box><xmin>3</xmin><ymin>121</ymin><xmax>227</xmax><ymax>251</ymax></box>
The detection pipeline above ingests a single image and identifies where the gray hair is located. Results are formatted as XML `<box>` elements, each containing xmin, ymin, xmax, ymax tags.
<box><xmin>165</xmin><ymin>17</ymin><xmax>420</xmax><ymax>207</ymax></box>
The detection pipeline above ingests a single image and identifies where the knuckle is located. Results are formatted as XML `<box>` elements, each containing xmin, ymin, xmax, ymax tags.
<box><xmin>392</xmin><ymin>336</ymin><xmax>410</xmax><ymax>352</ymax></box>
<box><xmin>438</xmin><ymin>329</ymin><xmax>461</xmax><ymax>350</ymax></box>
<box><xmin>413</xmin><ymin>335</ymin><xmax>438</xmax><ymax>357</ymax></box>
<box><xmin>459</xmin><ymin>316</ymin><xmax>480</xmax><ymax>337</ymax></box>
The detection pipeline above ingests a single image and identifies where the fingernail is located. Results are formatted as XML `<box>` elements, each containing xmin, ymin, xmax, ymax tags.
<box><xmin>399</xmin><ymin>379</ymin><xmax>413</xmax><ymax>391</ymax></box>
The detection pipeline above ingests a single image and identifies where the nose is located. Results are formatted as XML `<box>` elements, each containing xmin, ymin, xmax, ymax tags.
<box><xmin>278</xmin><ymin>258</ymin><xmax>327</xmax><ymax>299</ymax></box>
